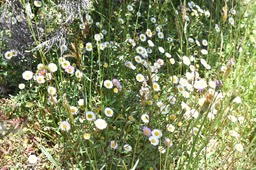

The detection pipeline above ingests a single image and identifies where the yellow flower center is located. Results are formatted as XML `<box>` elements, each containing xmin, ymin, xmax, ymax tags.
<box><xmin>62</xmin><ymin>124</ymin><xmax>67</xmax><ymax>130</ymax></box>
<box><xmin>154</xmin><ymin>132</ymin><xmax>159</xmax><ymax>136</ymax></box>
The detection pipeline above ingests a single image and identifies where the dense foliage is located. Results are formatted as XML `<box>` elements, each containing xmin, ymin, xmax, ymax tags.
<box><xmin>0</xmin><ymin>0</ymin><xmax>255</xmax><ymax>169</ymax></box>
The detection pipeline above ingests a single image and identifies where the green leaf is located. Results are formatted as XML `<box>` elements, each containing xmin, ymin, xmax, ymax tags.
<box><xmin>38</xmin><ymin>144</ymin><xmax>61</xmax><ymax>169</ymax></box>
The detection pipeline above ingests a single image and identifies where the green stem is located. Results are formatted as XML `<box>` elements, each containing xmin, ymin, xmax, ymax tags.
<box><xmin>131</xmin><ymin>135</ymin><xmax>141</xmax><ymax>168</ymax></box>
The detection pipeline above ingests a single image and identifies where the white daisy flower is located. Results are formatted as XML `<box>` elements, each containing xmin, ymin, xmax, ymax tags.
<box><xmin>228</xmin><ymin>17</ymin><xmax>235</xmax><ymax>25</ymax></box>
<box><xmin>75</xmin><ymin>70</ymin><xmax>83</xmax><ymax>78</ymax></box>
<box><xmin>134</xmin><ymin>56</ymin><xmax>142</xmax><ymax>63</ymax></box>
<box><xmin>136</xmin><ymin>74</ymin><xmax>145</xmax><ymax>82</ymax></box>
<box><xmin>158</xmin><ymin>146</ymin><xmax>166</xmax><ymax>154</ymax></box>
<box><xmin>235</xmin><ymin>143</ymin><xmax>243</xmax><ymax>152</ymax></box>
<box><xmin>179</xmin><ymin>78</ymin><xmax>189</xmax><ymax>87</ymax></box>
<box><xmin>157</xmin><ymin>32</ymin><xmax>164</xmax><ymax>39</ymax></box>
<box><xmin>149</xmin><ymin>136</ymin><xmax>159</xmax><ymax>146</ymax></box>
<box><xmin>60</xmin><ymin>44</ymin><xmax>68</xmax><ymax>52</ymax></box>
<box><xmin>169</xmin><ymin>58</ymin><xmax>175</xmax><ymax>64</ymax></box>
<box><xmin>45</xmin><ymin>73</ymin><xmax>52</xmax><ymax>80</ymax></box>
<box><xmin>48</xmin><ymin>63</ymin><xmax>58</xmax><ymax>72</ymax></box>
<box><xmin>202</xmin><ymin>39</ymin><xmax>208</xmax><ymax>46</ymax></box>
<box><xmin>229</xmin><ymin>130</ymin><xmax>240</xmax><ymax>138</ymax></box>
<box><xmin>160</xmin><ymin>105</ymin><xmax>170</xmax><ymax>114</ymax></box>
<box><xmin>192</xmin><ymin>127</ymin><xmax>199</xmax><ymax>135</ymax></box>
<box><xmin>36</xmin><ymin>76</ymin><xmax>45</xmax><ymax>84</ymax></box>
<box><xmin>157</xmin><ymin>101</ymin><xmax>164</xmax><ymax>108</ymax></box>
<box><xmin>60</xmin><ymin>121</ymin><xmax>71</xmax><ymax>131</ymax></box>
<box><xmin>34</xmin><ymin>0</ymin><xmax>42</xmax><ymax>7</ymax></box>
<box><xmin>104</xmin><ymin>80</ymin><xmax>113</xmax><ymax>89</ymax></box>
<box><xmin>147</xmin><ymin>48</ymin><xmax>152</xmax><ymax>54</ymax></box>
<box><xmin>182</xmin><ymin>56</ymin><xmax>191</xmax><ymax>66</ymax></box>
<box><xmin>127</xmin><ymin>5</ymin><xmax>133</xmax><ymax>11</ymax></box>
<box><xmin>233</xmin><ymin>96</ymin><xmax>242</xmax><ymax>104</ymax></box>
<box><xmin>146</xmin><ymin>29</ymin><xmax>152</xmax><ymax>37</ymax></box>
<box><xmin>94</xmin><ymin>34</ymin><xmax>101</xmax><ymax>41</ymax></box>
<box><xmin>118</xmin><ymin>18</ymin><xmax>124</xmax><ymax>24</ymax></box>
<box><xmin>78</xmin><ymin>99</ymin><xmax>84</xmax><ymax>106</ymax></box>
<box><xmin>208</xmin><ymin>80</ymin><xmax>216</xmax><ymax>89</ymax></box>
<box><xmin>152</xmin><ymin>129</ymin><xmax>162</xmax><ymax>138</ymax></box>
<box><xmin>194</xmin><ymin>79</ymin><xmax>207</xmax><ymax>90</ymax></box>
<box><xmin>127</xmin><ymin>38</ymin><xmax>136</xmax><ymax>46</ymax></box>
<box><xmin>28</xmin><ymin>154</ymin><xmax>38</xmax><ymax>165</ymax></box>
<box><xmin>104</xmin><ymin>107</ymin><xmax>114</xmax><ymax>117</ymax></box>
<box><xmin>86</xmin><ymin>111</ymin><xmax>96</xmax><ymax>121</ymax></box>
<box><xmin>172</xmin><ymin>75</ymin><xmax>179</xmax><ymax>84</ymax></box>
<box><xmin>228</xmin><ymin>115</ymin><xmax>237</xmax><ymax>123</ymax></box>
<box><xmin>86</xmin><ymin>42</ymin><xmax>93</xmax><ymax>51</ymax></box>
<box><xmin>83</xmin><ymin>133</ymin><xmax>91</xmax><ymax>140</ymax></box>
<box><xmin>164</xmin><ymin>138</ymin><xmax>173</xmax><ymax>147</ymax></box>
<box><xmin>191</xmin><ymin>109</ymin><xmax>199</xmax><ymax>119</ymax></box>
<box><xmin>188</xmin><ymin>38</ymin><xmax>194</xmax><ymax>43</ymax></box>
<box><xmin>151</xmin><ymin>73</ymin><xmax>159</xmax><ymax>82</ymax></box>
<box><xmin>152</xmin><ymin>82</ymin><xmax>160</xmax><ymax>91</ymax></box>
<box><xmin>158</xmin><ymin>47</ymin><xmax>165</xmax><ymax>53</ymax></box>
<box><xmin>139</xmin><ymin>34</ymin><xmax>147</xmax><ymax>42</ymax></box>
<box><xmin>182</xmin><ymin>91</ymin><xmax>190</xmax><ymax>98</ymax></box>
<box><xmin>177</xmin><ymin>85</ymin><xmax>185</xmax><ymax>93</ymax></box>
<box><xmin>165</xmin><ymin>52</ymin><xmax>172</xmax><ymax>58</ymax></box>
<box><xmin>201</xmin><ymin>49</ymin><xmax>208</xmax><ymax>55</ymax></box>
<box><xmin>125</xmin><ymin>61</ymin><xmax>136</xmax><ymax>70</ymax></box>
<box><xmin>150</xmin><ymin>17</ymin><xmax>156</xmax><ymax>23</ymax></box>
<box><xmin>168</xmin><ymin>96</ymin><xmax>176</xmax><ymax>104</ymax></box>
<box><xmin>10</xmin><ymin>50</ymin><xmax>18</xmax><ymax>57</ymax></box>
<box><xmin>48</xmin><ymin>96</ymin><xmax>57</xmax><ymax>105</ymax></box>
<box><xmin>167</xmin><ymin>124</ymin><xmax>175</xmax><ymax>132</ymax></box>
<box><xmin>141</xmin><ymin>114</ymin><xmax>149</xmax><ymax>123</ymax></box>
<box><xmin>147</xmin><ymin>40</ymin><xmax>155</xmax><ymax>47</ymax></box>
<box><xmin>22</xmin><ymin>71</ymin><xmax>33</xmax><ymax>80</ymax></box>
<box><xmin>238</xmin><ymin>116</ymin><xmax>245</xmax><ymax>124</ymax></box>
<box><xmin>123</xmin><ymin>144</ymin><xmax>132</xmax><ymax>152</ymax></box>
<box><xmin>94</xmin><ymin>118</ymin><xmax>107</xmax><ymax>130</ymax></box>
<box><xmin>4</xmin><ymin>51</ymin><xmax>12</xmax><ymax>60</ymax></box>
<box><xmin>215</xmin><ymin>24</ymin><xmax>220</xmax><ymax>32</ymax></box>
<box><xmin>61</xmin><ymin>60</ymin><xmax>70</xmax><ymax>69</ymax></box>
<box><xmin>110</xmin><ymin>140</ymin><xmax>118</xmax><ymax>149</ymax></box>
<box><xmin>167</xmin><ymin>37</ymin><xmax>173</xmax><ymax>42</ymax></box>
<box><xmin>136</xmin><ymin>46</ymin><xmax>146</xmax><ymax>55</ymax></box>
<box><xmin>70</xmin><ymin>106</ymin><xmax>78</xmax><ymax>115</ymax></box>
<box><xmin>47</xmin><ymin>86</ymin><xmax>56</xmax><ymax>95</ymax></box>
<box><xmin>18</xmin><ymin>83</ymin><xmax>25</xmax><ymax>90</ymax></box>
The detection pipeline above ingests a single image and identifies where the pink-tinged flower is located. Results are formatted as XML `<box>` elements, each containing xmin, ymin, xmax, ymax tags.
<box><xmin>194</xmin><ymin>79</ymin><xmax>207</xmax><ymax>92</ymax></box>
<box><xmin>215</xmin><ymin>80</ymin><xmax>223</xmax><ymax>88</ymax></box>
<box><xmin>110</xmin><ymin>140</ymin><xmax>118</xmax><ymax>149</ymax></box>
<box><xmin>143</xmin><ymin>126</ymin><xmax>152</xmax><ymax>137</ymax></box>
<box><xmin>38</xmin><ymin>69</ymin><xmax>47</xmax><ymax>76</ymax></box>
<box><xmin>112</xmin><ymin>79</ymin><xmax>121</xmax><ymax>88</ymax></box>
<box><xmin>164</xmin><ymin>138</ymin><xmax>173</xmax><ymax>147</ymax></box>
<box><xmin>65</xmin><ymin>66</ymin><xmax>75</xmax><ymax>74</ymax></box>
<box><xmin>156</xmin><ymin>58</ymin><xmax>164</xmax><ymax>66</ymax></box>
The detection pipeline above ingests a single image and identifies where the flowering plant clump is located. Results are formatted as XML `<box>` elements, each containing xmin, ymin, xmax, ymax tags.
<box><xmin>1</xmin><ymin>0</ymin><xmax>255</xmax><ymax>169</ymax></box>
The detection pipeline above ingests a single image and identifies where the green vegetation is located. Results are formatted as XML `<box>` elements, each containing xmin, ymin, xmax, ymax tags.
<box><xmin>0</xmin><ymin>0</ymin><xmax>255</xmax><ymax>169</ymax></box>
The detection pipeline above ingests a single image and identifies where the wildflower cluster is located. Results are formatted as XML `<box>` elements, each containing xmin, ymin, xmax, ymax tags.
<box><xmin>1</xmin><ymin>0</ymin><xmax>254</xmax><ymax>169</ymax></box>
